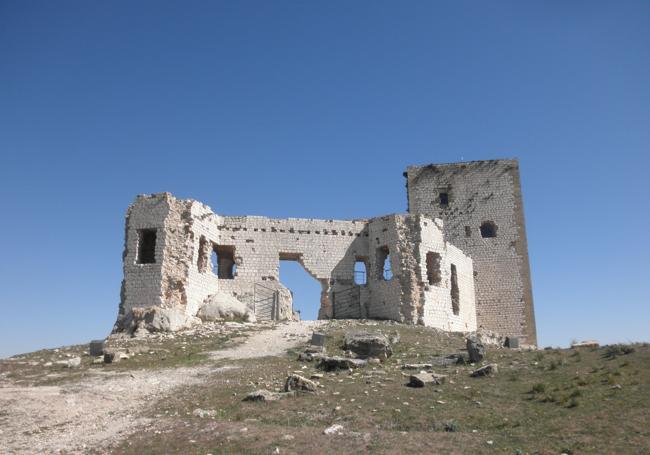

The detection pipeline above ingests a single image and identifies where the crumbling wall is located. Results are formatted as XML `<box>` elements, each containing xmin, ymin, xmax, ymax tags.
<box><xmin>118</xmin><ymin>192</ymin><xmax>477</xmax><ymax>333</ymax></box>
<box><xmin>405</xmin><ymin>159</ymin><xmax>536</xmax><ymax>344</ymax></box>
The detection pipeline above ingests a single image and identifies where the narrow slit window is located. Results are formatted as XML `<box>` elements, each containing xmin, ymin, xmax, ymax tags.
<box><xmin>197</xmin><ymin>236</ymin><xmax>209</xmax><ymax>272</ymax></box>
<box><xmin>376</xmin><ymin>246</ymin><xmax>392</xmax><ymax>281</ymax></box>
<box><xmin>426</xmin><ymin>252</ymin><xmax>441</xmax><ymax>285</ymax></box>
<box><xmin>354</xmin><ymin>259</ymin><xmax>367</xmax><ymax>285</ymax></box>
<box><xmin>137</xmin><ymin>229</ymin><xmax>156</xmax><ymax>264</ymax></box>
<box><xmin>450</xmin><ymin>264</ymin><xmax>460</xmax><ymax>315</ymax></box>
<box><xmin>464</xmin><ymin>226</ymin><xmax>472</xmax><ymax>237</ymax></box>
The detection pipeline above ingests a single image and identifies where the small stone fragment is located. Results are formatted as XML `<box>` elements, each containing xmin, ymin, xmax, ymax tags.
<box><xmin>470</xmin><ymin>363</ymin><xmax>498</xmax><ymax>377</ymax></box>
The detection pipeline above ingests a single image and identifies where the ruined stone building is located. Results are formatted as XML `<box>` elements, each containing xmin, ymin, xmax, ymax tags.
<box><xmin>116</xmin><ymin>159</ymin><xmax>536</xmax><ymax>345</ymax></box>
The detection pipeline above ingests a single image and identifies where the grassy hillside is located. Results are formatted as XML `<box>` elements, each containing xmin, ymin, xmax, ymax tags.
<box><xmin>105</xmin><ymin>321</ymin><xmax>649</xmax><ymax>455</ymax></box>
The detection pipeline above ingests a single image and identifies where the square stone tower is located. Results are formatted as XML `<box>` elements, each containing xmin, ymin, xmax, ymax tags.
<box><xmin>404</xmin><ymin>159</ymin><xmax>537</xmax><ymax>345</ymax></box>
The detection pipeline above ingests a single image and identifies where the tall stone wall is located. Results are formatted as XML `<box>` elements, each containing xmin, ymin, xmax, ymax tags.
<box><xmin>405</xmin><ymin>159</ymin><xmax>536</xmax><ymax>345</ymax></box>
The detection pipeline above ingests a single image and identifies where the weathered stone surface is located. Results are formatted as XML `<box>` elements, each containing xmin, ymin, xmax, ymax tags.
<box><xmin>408</xmin><ymin>372</ymin><xmax>447</xmax><ymax>387</ymax></box>
<box><xmin>470</xmin><ymin>363</ymin><xmax>498</xmax><ymax>377</ymax></box>
<box><xmin>284</xmin><ymin>374</ymin><xmax>317</xmax><ymax>393</ymax></box>
<box><xmin>323</xmin><ymin>424</ymin><xmax>345</xmax><ymax>436</ymax></box>
<box><xmin>343</xmin><ymin>332</ymin><xmax>393</xmax><ymax>359</ymax></box>
<box><xmin>89</xmin><ymin>340</ymin><xmax>105</xmax><ymax>357</ymax></box>
<box><xmin>466</xmin><ymin>336</ymin><xmax>485</xmax><ymax>363</ymax></box>
<box><xmin>197</xmin><ymin>292</ymin><xmax>256</xmax><ymax>323</ymax></box>
<box><xmin>317</xmin><ymin>356</ymin><xmax>368</xmax><ymax>371</ymax></box>
<box><xmin>120</xmin><ymin>307</ymin><xmax>199</xmax><ymax>334</ymax></box>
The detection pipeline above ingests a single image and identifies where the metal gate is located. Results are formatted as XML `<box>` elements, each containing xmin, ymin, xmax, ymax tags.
<box><xmin>253</xmin><ymin>282</ymin><xmax>279</xmax><ymax>320</ymax></box>
<box><xmin>332</xmin><ymin>286</ymin><xmax>361</xmax><ymax>319</ymax></box>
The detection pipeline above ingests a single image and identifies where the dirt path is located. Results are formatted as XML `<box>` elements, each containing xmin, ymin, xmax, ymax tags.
<box><xmin>211</xmin><ymin>320</ymin><xmax>322</xmax><ymax>360</ymax></box>
<box><xmin>0</xmin><ymin>321</ymin><xmax>321</xmax><ymax>454</ymax></box>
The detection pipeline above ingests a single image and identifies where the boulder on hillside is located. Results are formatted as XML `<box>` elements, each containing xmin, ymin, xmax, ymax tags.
<box><xmin>343</xmin><ymin>332</ymin><xmax>393</xmax><ymax>359</ymax></box>
<box><xmin>197</xmin><ymin>292</ymin><xmax>256</xmax><ymax>323</ymax></box>
<box><xmin>115</xmin><ymin>306</ymin><xmax>200</xmax><ymax>334</ymax></box>
<box><xmin>407</xmin><ymin>372</ymin><xmax>447</xmax><ymax>387</ymax></box>
<box><xmin>284</xmin><ymin>374</ymin><xmax>318</xmax><ymax>393</ymax></box>
<box><xmin>466</xmin><ymin>336</ymin><xmax>485</xmax><ymax>363</ymax></box>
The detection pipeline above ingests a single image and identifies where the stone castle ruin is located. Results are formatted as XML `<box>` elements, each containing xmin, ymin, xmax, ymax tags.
<box><xmin>115</xmin><ymin>159</ymin><xmax>537</xmax><ymax>345</ymax></box>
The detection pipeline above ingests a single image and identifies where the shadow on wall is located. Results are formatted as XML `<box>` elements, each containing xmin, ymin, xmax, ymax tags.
<box><xmin>279</xmin><ymin>260</ymin><xmax>323</xmax><ymax>320</ymax></box>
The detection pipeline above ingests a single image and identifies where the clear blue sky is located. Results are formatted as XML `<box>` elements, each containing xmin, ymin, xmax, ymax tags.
<box><xmin>1</xmin><ymin>1</ymin><xmax>648</xmax><ymax>357</ymax></box>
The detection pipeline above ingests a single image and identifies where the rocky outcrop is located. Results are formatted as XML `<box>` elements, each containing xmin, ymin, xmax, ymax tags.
<box><xmin>343</xmin><ymin>332</ymin><xmax>393</xmax><ymax>359</ymax></box>
<box><xmin>197</xmin><ymin>292</ymin><xmax>256</xmax><ymax>323</ymax></box>
<box><xmin>114</xmin><ymin>306</ymin><xmax>200</xmax><ymax>334</ymax></box>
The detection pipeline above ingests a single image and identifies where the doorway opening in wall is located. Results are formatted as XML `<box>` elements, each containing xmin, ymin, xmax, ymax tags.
<box><xmin>279</xmin><ymin>253</ymin><xmax>322</xmax><ymax>320</ymax></box>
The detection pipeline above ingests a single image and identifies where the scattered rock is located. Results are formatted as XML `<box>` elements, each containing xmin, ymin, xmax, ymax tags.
<box><xmin>323</xmin><ymin>424</ymin><xmax>345</xmax><ymax>436</ymax></box>
<box><xmin>402</xmin><ymin>363</ymin><xmax>433</xmax><ymax>370</ymax></box>
<box><xmin>317</xmin><ymin>356</ymin><xmax>368</xmax><ymax>371</ymax></box>
<box><xmin>343</xmin><ymin>332</ymin><xmax>393</xmax><ymax>359</ymax></box>
<box><xmin>243</xmin><ymin>390</ymin><xmax>283</xmax><ymax>402</ymax></box>
<box><xmin>55</xmin><ymin>357</ymin><xmax>81</xmax><ymax>368</ymax></box>
<box><xmin>470</xmin><ymin>364</ymin><xmax>498</xmax><ymax>377</ymax></box>
<box><xmin>192</xmin><ymin>408</ymin><xmax>217</xmax><ymax>418</ymax></box>
<box><xmin>284</xmin><ymin>374</ymin><xmax>317</xmax><ymax>393</ymax></box>
<box><xmin>466</xmin><ymin>336</ymin><xmax>485</xmax><ymax>363</ymax></box>
<box><xmin>408</xmin><ymin>372</ymin><xmax>447</xmax><ymax>387</ymax></box>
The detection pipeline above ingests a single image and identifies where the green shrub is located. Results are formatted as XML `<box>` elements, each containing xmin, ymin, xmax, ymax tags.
<box><xmin>603</xmin><ymin>344</ymin><xmax>635</xmax><ymax>359</ymax></box>
<box><xmin>531</xmin><ymin>383</ymin><xmax>546</xmax><ymax>394</ymax></box>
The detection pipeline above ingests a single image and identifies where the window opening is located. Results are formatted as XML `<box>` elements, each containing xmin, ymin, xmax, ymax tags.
<box><xmin>376</xmin><ymin>246</ymin><xmax>392</xmax><ymax>281</ymax></box>
<box><xmin>480</xmin><ymin>221</ymin><xmax>497</xmax><ymax>238</ymax></box>
<box><xmin>354</xmin><ymin>259</ymin><xmax>367</xmax><ymax>285</ymax></box>
<box><xmin>426</xmin><ymin>252</ymin><xmax>441</xmax><ymax>285</ymax></box>
<box><xmin>212</xmin><ymin>245</ymin><xmax>235</xmax><ymax>279</ymax></box>
<box><xmin>137</xmin><ymin>229</ymin><xmax>156</xmax><ymax>264</ymax></box>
